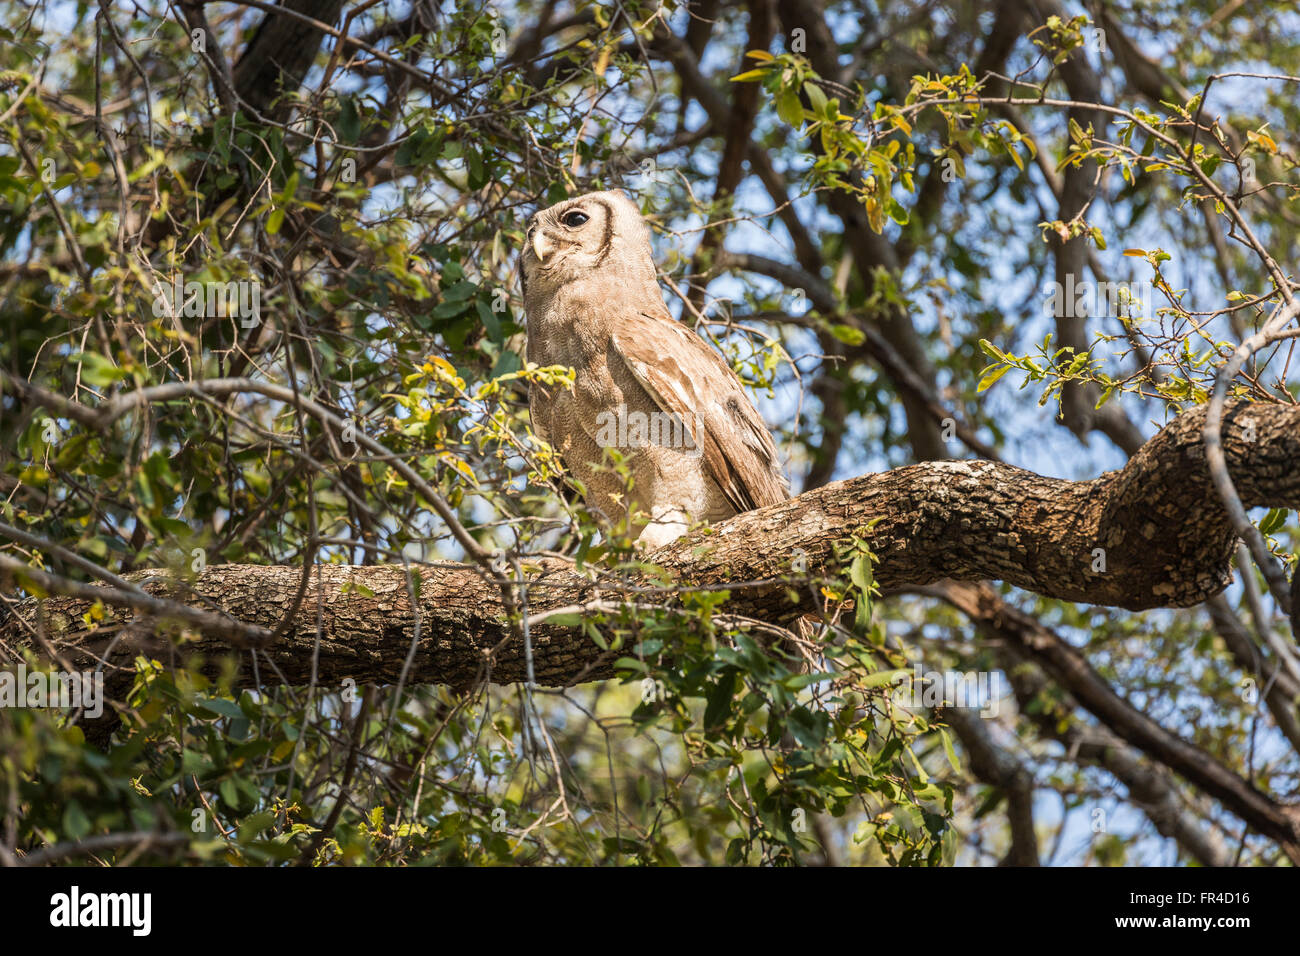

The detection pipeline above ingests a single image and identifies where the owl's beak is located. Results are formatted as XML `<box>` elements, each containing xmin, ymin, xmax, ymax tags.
<box><xmin>532</xmin><ymin>232</ymin><xmax>554</xmax><ymax>264</ymax></box>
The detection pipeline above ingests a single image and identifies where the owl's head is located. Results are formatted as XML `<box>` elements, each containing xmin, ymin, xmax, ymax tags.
<box><xmin>520</xmin><ymin>190</ymin><xmax>656</xmax><ymax>299</ymax></box>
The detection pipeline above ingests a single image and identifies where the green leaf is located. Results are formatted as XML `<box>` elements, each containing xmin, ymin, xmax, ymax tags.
<box><xmin>490</xmin><ymin>348</ymin><xmax>521</xmax><ymax>378</ymax></box>
<box><xmin>977</xmin><ymin>363</ymin><xmax>1010</xmax><ymax>392</ymax></box>
<box><xmin>394</xmin><ymin>129</ymin><xmax>424</xmax><ymax>166</ymax></box>
<box><xmin>63</xmin><ymin>800</ymin><xmax>91</xmax><ymax>839</ymax></box>
<box><xmin>726</xmin><ymin>837</ymin><xmax>747</xmax><ymax>864</ymax></box>
<box><xmin>465</xmin><ymin>146</ymin><xmax>486</xmax><ymax>188</ymax></box>
<box><xmin>198</xmin><ymin>697</ymin><xmax>245</xmax><ymax>720</ymax></box>
<box><xmin>786</xmin><ymin>705</ymin><xmax>828</xmax><ymax>748</ymax></box>
<box><xmin>238</xmin><ymin>812</ymin><xmax>276</xmax><ymax>839</ymax></box>
<box><xmin>1259</xmin><ymin>508</ymin><xmax>1288</xmax><ymax>535</ymax></box>
<box><xmin>860</xmin><ymin>668</ymin><xmax>908</xmax><ymax>689</ymax></box>
<box><xmin>831</xmin><ymin>323</ymin><xmax>866</xmax><ymax>346</ymax></box>
<box><xmin>803</xmin><ymin>81</ymin><xmax>828</xmax><ymax>116</ymax></box>
<box><xmin>849</xmin><ymin>552</ymin><xmax>873</xmax><ymax>592</ymax></box>
<box><xmin>442</xmin><ymin>279</ymin><xmax>478</xmax><ymax>302</ymax></box>
<box><xmin>431</xmin><ymin>298</ymin><xmax>470</xmax><ymax>320</ymax></box>
<box><xmin>73</xmin><ymin>351</ymin><xmax>126</xmax><ymax>387</ymax></box>
<box><xmin>939</xmin><ymin>727</ymin><xmax>962</xmax><ymax>774</ymax></box>
<box><xmin>776</xmin><ymin>89</ymin><xmax>804</xmax><ymax>128</ymax></box>
<box><xmin>338</xmin><ymin>96</ymin><xmax>361</xmax><ymax>142</ymax></box>
<box><xmin>477</xmin><ymin>299</ymin><xmax>502</xmax><ymax>344</ymax></box>
<box><xmin>703</xmin><ymin>671</ymin><xmax>737</xmax><ymax>731</ymax></box>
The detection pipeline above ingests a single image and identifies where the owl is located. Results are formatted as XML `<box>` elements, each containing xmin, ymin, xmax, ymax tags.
<box><xmin>520</xmin><ymin>189</ymin><xmax>789</xmax><ymax>549</ymax></box>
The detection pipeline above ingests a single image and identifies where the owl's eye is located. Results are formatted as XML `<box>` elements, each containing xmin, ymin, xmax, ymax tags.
<box><xmin>561</xmin><ymin>210</ymin><xmax>590</xmax><ymax>227</ymax></box>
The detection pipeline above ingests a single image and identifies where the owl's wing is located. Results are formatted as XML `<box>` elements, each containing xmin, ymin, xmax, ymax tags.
<box><xmin>611</xmin><ymin>310</ymin><xmax>790</xmax><ymax>512</ymax></box>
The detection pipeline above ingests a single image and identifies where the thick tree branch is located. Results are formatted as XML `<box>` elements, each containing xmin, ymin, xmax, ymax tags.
<box><xmin>6</xmin><ymin>399</ymin><xmax>1296</xmax><ymax>680</ymax></box>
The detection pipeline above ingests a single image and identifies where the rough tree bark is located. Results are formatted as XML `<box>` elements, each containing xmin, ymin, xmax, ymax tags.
<box><xmin>5</xmin><ymin>399</ymin><xmax>1297</xmax><ymax>693</ymax></box>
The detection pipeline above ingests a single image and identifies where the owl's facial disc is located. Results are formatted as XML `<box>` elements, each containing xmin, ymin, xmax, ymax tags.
<box><xmin>521</xmin><ymin>191</ymin><xmax>652</xmax><ymax>303</ymax></box>
<box><xmin>523</xmin><ymin>200</ymin><xmax>603</xmax><ymax>285</ymax></box>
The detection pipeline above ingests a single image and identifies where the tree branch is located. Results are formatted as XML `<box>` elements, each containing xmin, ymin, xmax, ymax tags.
<box><xmin>936</xmin><ymin>580</ymin><xmax>1300</xmax><ymax>860</ymax></box>
<box><xmin>6</xmin><ymin>399</ymin><xmax>1295</xmax><ymax>677</ymax></box>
